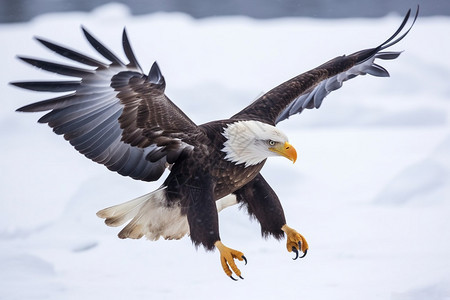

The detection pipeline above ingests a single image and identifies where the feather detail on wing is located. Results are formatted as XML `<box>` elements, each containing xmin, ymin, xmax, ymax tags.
<box><xmin>12</xmin><ymin>27</ymin><xmax>199</xmax><ymax>182</ymax></box>
<box><xmin>232</xmin><ymin>7</ymin><xmax>418</xmax><ymax>125</ymax></box>
<box><xmin>274</xmin><ymin>51</ymin><xmax>401</xmax><ymax>123</ymax></box>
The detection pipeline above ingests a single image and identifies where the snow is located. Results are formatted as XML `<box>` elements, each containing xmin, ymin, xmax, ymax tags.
<box><xmin>1</xmin><ymin>3</ymin><xmax>449</xmax><ymax>299</ymax></box>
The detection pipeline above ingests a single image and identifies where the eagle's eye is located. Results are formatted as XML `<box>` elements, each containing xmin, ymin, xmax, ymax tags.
<box><xmin>268</xmin><ymin>140</ymin><xmax>276</xmax><ymax>146</ymax></box>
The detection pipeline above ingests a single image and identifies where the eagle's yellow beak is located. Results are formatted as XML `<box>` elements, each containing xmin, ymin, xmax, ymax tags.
<box><xmin>269</xmin><ymin>142</ymin><xmax>297</xmax><ymax>163</ymax></box>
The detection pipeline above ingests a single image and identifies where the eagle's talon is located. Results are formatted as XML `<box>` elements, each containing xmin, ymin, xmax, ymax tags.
<box><xmin>239</xmin><ymin>275</ymin><xmax>244</xmax><ymax>280</ymax></box>
<box><xmin>215</xmin><ymin>241</ymin><xmax>246</xmax><ymax>279</ymax></box>
<box><xmin>282</xmin><ymin>224</ymin><xmax>309</xmax><ymax>260</ymax></box>
<box><xmin>292</xmin><ymin>246</ymin><xmax>299</xmax><ymax>260</ymax></box>
<box><xmin>300</xmin><ymin>248</ymin><xmax>308</xmax><ymax>258</ymax></box>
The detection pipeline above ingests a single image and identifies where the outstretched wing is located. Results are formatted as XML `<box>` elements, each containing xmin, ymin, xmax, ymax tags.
<box><xmin>232</xmin><ymin>7</ymin><xmax>418</xmax><ymax>125</ymax></box>
<box><xmin>12</xmin><ymin>27</ymin><xmax>200</xmax><ymax>182</ymax></box>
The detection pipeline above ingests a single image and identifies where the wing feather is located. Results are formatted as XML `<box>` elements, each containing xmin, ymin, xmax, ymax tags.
<box><xmin>232</xmin><ymin>7</ymin><xmax>418</xmax><ymax>125</ymax></box>
<box><xmin>122</xmin><ymin>28</ymin><xmax>143</xmax><ymax>72</ymax></box>
<box><xmin>13</xmin><ymin>27</ymin><xmax>200</xmax><ymax>182</ymax></box>
<box><xmin>11</xmin><ymin>81</ymin><xmax>81</xmax><ymax>92</ymax></box>
<box><xmin>365</xmin><ymin>63</ymin><xmax>390</xmax><ymax>77</ymax></box>
<box><xmin>61</xmin><ymin>108</ymin><xmax>122</xmax><ymax>140</ymax></box>
<box><xmin>17</xmin><ymin>57</ymin><xmax>95</xmax><ymax>77</ymax></box>
<box><xmin>34</xmin><ymin>37</ymin><xmax>108</xmax><ymax>68</ymax></box>
<box><xmin>81</xmin><ymin>26</ymin><xmax>126</xmax><ymax>67</ymax></box>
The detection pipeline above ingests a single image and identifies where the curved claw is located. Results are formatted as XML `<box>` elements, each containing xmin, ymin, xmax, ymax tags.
<box><xmin>229</xmin><ymin>275</ymin><xmax>244</xmax><ymax>281</ymax></box>
<box><xmin>242</xmin><ymin>255</ymin><xmax>248</xmax><ymax>265</ymax></box>
<box><xmin>292</xmin><ymin>241</ymin><xmax>307</xmax><ymax>259</ymax></box>
<box><xmin>291</xmin><ymin>246</ymin><xmax>299</xmax><ymax>260</ymax></box>
<box><xmin>299</xmin><ymin>248</ymin><xmax>308</xmax><ymax>258</ymax></box>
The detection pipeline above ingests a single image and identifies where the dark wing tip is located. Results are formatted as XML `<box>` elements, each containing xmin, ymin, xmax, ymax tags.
<box><xmin>366</xmin><ymin>63</ymin><xmax>390</xmax><ymax>77</ymax></box>
<box><xmin>10</xmin><ymin>80</ymin><xmax>38</xmax><ymax>91</ymax></box>
<box><xmin>378</xmin><ymin>6</ymin><xmax>419</xmax><ymax>51</ymax></box>
<box><xmin>375</xmin><ymin>51</ymin><xmax>403</xmax><ymax>60</ymax></box>
<box><xmin>33</xmin><ymin>35</ymin><xmax>109</xmax><ymax>68</ymax></box>
<box><xmin>15</xmin><ymin>102</ymin><xmax>43</xmax><ymax>113</ymax></box>
<box><xmin>15</xmin><ymin>104</ymin><xmax>28</xmax><ymax>112</ymax></box>
<box><xmin>80</xmin><ymin>25</ymin><xmax>91</xmax><ymax>40</ymax></box>
<box><xmin>81</xmin><ymin>26</ymin><xmax>126</xmax><ymax>66</ymax></box>
<box><xmin>10</xmin><ymin>80</ymin><xmax>80</xmax><ymax>92</ymax></box>
<box><xmin>16</xmin><ymin>56</ymin><xmax>95</xmax><ymax>78</ymax></box>
<box><xmin>122</xmin><ymin>27</ymin><xmax>143</xmax><ymax>72</ymax></box>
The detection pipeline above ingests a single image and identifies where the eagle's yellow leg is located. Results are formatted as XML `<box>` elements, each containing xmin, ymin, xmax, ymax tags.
<box><xmin>282</xmin><ymin>224</ymin><xmax>309</xmax><ymax>259</ymax></box>
<box><xmin>214</xmin><ymin>241</ymin><xmax>247</xmax><ymax>280</ymax></box>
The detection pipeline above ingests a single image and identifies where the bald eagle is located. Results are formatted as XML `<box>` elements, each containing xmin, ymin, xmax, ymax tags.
<box><xmin>12</xmin><ymin>8</ymin><xmax>417</xmax><ymax>280</ymax></box>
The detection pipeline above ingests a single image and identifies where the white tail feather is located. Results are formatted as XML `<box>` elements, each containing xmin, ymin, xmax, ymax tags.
<box><xmin>97</xmin><ymin>189</ymin><xmax>239</xmax><ymax>241</ymax></box>
<box><xmin>96</xmin><ymin>187</ymin><xmax>189</xmax><ymax>241</ymax></box>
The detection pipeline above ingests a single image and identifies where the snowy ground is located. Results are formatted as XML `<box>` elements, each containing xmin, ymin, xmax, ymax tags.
<box><xmin>1</xmin><ymin>3</ymin><xmax>449</xmax><ymax>300</ymax></box>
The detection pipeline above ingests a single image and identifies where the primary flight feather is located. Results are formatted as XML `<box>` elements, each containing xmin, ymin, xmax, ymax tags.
<box><xmin>12</xmin><ymin>7</ymin><xmax>418</xmax><ymax>280</ymax></box>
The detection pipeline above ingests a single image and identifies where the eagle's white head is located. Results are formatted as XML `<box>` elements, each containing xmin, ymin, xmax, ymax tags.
<box><xmin>221</xmin><ymin>120</ymin><xmax>297</xmax><ymax>167</ymax></box>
